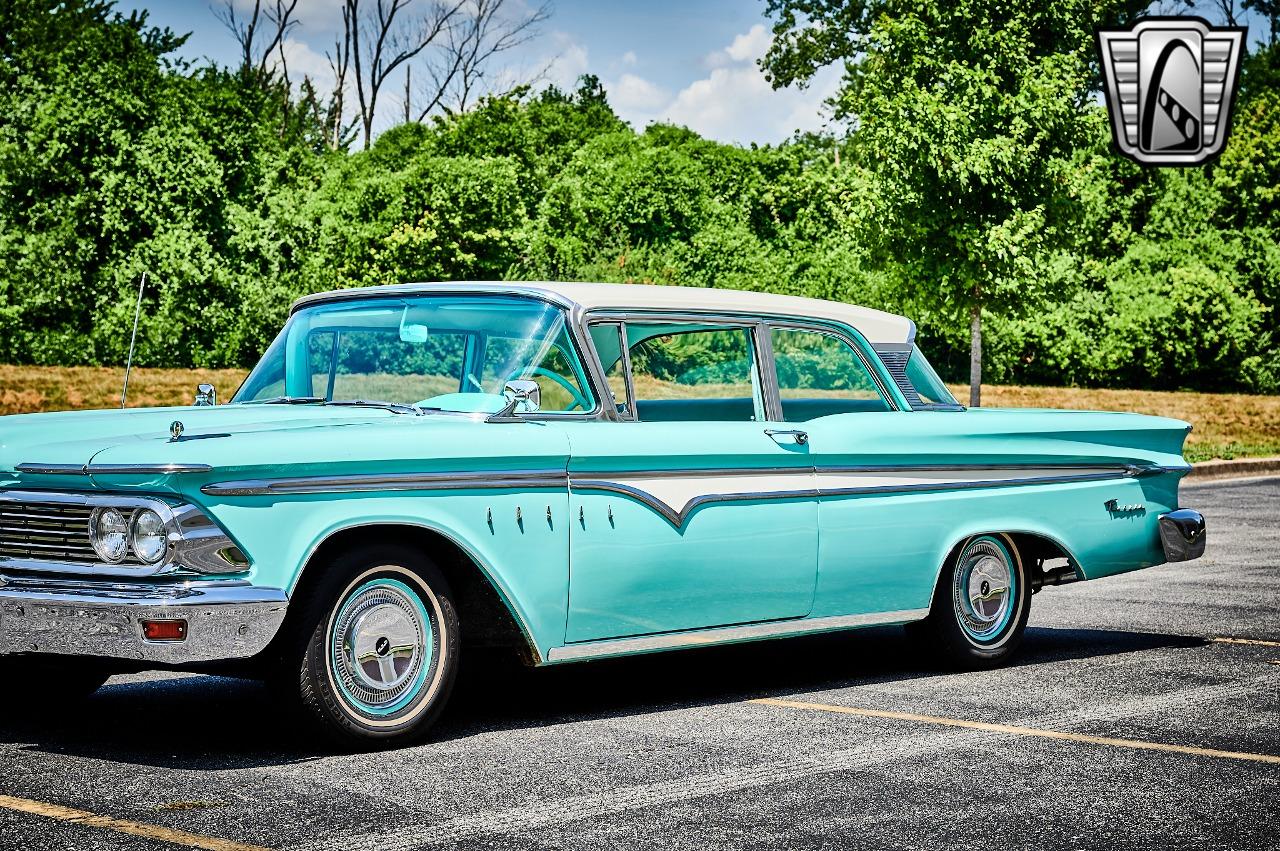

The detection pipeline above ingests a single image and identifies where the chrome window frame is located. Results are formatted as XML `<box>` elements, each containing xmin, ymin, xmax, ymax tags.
<box><xmin>585</xmin><ymin>319</ymin><xmax>637</xmax><ymax>421</ymax></box>
<box><xmin>758</xmin><ymin>318</ymin><xmax>906</xmax><ymax>416</ymax></box>
<box><xmin>584</xmin><ymin>311</ymin><xmax>774</xmax><ymax>425</ymax></box>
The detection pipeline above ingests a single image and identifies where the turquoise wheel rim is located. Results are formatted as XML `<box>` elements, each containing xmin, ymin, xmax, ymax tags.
<box><xmin>329</xmin><ymin>577</ymin><xmax>434</xmax><ymax>718</ymax></box>
<box><xmin>952</xmin><ymin>537</ymin><xmax>1017</xmax><ymax>644</ymax></box>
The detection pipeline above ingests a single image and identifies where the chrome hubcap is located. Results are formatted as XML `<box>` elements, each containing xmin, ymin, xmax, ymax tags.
<box><xmin>331</xmin><ymin>580</ymin><xmax>430</xmax><ymax>713</ymax></box>
<box><xmin>953</xmin><ymin>538</ymin><xmax>1014</xmax><ymax>642</ymax></box>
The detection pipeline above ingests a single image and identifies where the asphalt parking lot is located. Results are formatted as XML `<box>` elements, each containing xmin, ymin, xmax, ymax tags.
<box><xmin>1</xmin><ymin>476</ymin><xmax>1277</xmax><ymax>851</ymax></box>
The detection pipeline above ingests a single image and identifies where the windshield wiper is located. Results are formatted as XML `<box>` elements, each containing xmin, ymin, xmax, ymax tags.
<box><xmin>325</xmin><ymin>399</ymin><xmax>424</xmax><ymax>415</ymax></box>
<box><xmin>248</xmin><ymin>396</ymin><xmax>326</xmax><ymax>405</ymax></box>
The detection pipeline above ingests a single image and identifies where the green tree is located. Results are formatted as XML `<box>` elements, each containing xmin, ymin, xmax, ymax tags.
<box><xmin>761</xmin><ymin>0</ymin><xmax>1143</xmax><ymax>405</ymax></box>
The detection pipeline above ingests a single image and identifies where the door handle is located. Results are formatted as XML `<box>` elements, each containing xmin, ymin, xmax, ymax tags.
<box><xmin>765</xmin><ymin>428</ymin><xmax>808</xmax><ymax>446</ymax></box>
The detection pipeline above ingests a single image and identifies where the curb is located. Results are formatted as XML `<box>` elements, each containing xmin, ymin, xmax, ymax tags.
<box><xmin>1185</xmin><ymin>456</ymin><xmax>1280</xmax><ymax>481</ymax></box>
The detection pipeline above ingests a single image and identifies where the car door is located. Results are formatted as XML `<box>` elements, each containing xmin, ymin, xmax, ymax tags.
<box><xmin>764</xmin><ymin>323</ymin><xmax>937</xmax><ymax>618</ymax></box>
<box><xmin>559</xmin><ymin>318</ymin><xmax>818</xmax><ymax>644</ymax></box>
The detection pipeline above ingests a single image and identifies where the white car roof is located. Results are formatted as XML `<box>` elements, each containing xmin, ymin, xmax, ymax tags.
<box><xmin>293</xmin><ymin>281</ymin><xmax>916</xmax><ymax>345</ymax></box>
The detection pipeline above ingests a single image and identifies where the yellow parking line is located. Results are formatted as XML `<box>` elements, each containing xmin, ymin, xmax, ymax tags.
<box><xmin>1211</xmin><ymin>636</ymin><xmax>1280</xmax><ymax>648</ymax></box>
<box><xmin>0</xmin><ymin>795</ymin><xmax>272</xmax><ymax>851</ymax></box>
<box><xmin>749</xmin><ymin>698</ymin><xmax>1280</xmax><ymax>766</ymax></box>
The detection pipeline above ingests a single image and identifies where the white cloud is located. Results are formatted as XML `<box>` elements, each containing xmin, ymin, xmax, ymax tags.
<box><xmin>724</xmin><ymin>23</ymin><xmax>771</xmax><ymax>63</ymax></box>
<box><xmin>274</xmin><ymin>37</ymin><xmax>336</xmax><ymax>94</ymax></box>
<box><xmin>612</xmin><ymin>73</ymin><xmax>670</xmax><ymax>113</ymax></box>
<box><xmin>621</xmin><ymin>50</ymin><xmax>638</xmax><ymax>67</ymax></box>
<box><xmin>543</xmin><ymin>33</ymin><xmax>590</xmax><ymax>90</ymax></box>
<box><xmin>617</xmin><ymin>25</ymin><xmax>841</xmax><ymax>145</ymax></box>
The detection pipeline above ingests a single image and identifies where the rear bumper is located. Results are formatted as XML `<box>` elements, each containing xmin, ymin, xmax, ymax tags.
<box><xmin>0</xmin><ymin>575</ymin><xmax>288</xmax><ymax>664</ymax></box>
<box><xmin>1159</xmin><ymin>509</ymin><xmax>1206</xmax><ymax>562</ymax></box>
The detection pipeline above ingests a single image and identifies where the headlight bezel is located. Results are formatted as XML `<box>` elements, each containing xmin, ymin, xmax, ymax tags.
<box><xmin>0</xmin><ymin>490</ymin><xmax>250</xmax><ymax>577</ymax></box>
<box><xmin>88</xmin><ymin>506</ymin><xmax>131</xmax><ymax>564</ymax></box>
<box><xmin>129</xmin><ymin>507</ymin><xmax>168</xmax><ymax>564</ymax></box>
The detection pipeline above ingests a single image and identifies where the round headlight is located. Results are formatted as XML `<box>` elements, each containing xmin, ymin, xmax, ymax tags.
<box><xmin>90</xmin><ymin>508</ymin><xmax>130</xmax><ymax>563</ymax></box>
<box><xmin>130</xmin><ymin>508</ymin><xmax>167</xmax><ymax>564</ymax></box>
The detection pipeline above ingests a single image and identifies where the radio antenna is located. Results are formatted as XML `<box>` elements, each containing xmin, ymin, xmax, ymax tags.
<box><xmin>120</xmin><ymin>271</ymin><xmax>146</xmax><ymax>409</ymax></box>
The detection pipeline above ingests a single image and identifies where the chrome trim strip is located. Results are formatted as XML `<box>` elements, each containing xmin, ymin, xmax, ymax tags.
<box><xmin>12</xmin><ymin>463</ymin><xmax>87</xmax><ymax>475</ymax></box>
<box><xmin>546</xmin><ymin>608</ymin><xmax>931</xmax><ymax>662</ymax></box>
<box><xmin>201</xmin><ymin>470</ymin><xmax>569</xmax><ymax>497</ymax></box>
<box><xmin>90</xmin><ymin>463</ymin><xmax>215</xmax><ymax>475</ymax></box>
<box><xmin>14</xmin><ymin>463</ymin><xmax>214</xmax><ymax>476</ymax></box>
<box><xmin>0</xmin><ymin>575</ymin><xmax>288</xmax><ymax>664</ymax></box>
<box><xmin>201</xmin><ymin>464</ymin><xmax>1142</xmax><ymax>526</ymax></box>
<box><xmin>570</xmin><ymin>479</ymin><xmax>822</xmax><ymax>528</ymax></box>
<box><xmin>816</xmin><ymin>469</ymin><xmax>1127</xmax><ymax>498</ymax></box>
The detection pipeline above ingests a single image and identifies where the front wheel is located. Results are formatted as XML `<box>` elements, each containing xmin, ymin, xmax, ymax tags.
<box><xmin>909</xmin><ymin>534</ymin><xmax>1031</xmax><ymax>669</ymax></box>
<box><xmin>281</xmin><ymin>545</ymin><xmax>460</xmax><ymax>747</ymax></box>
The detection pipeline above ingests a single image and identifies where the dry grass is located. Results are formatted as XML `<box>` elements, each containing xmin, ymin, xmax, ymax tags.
<box><xmin>1</xmin><ymin>366</ymin><xmax>1276</xmax><ymax>463</ymax></box>
<box><xmin>956</xmin><ymin>384</ymin><xmax>1280</xmax><ymax>463</ymax></box>
<box><xmin>0</xmin><ymin>366</ymin><xmax>248</xmax><ymax>415</ymax></box>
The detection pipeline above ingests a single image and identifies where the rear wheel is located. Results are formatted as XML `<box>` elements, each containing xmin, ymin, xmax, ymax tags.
<box><xmin>910</xmin><ymin>534</ymin><xmax>1030</xmax><ymax>668</ymax></box>
<box><xmin>280</xmin><ymin>545</ymin><xmax>460</xmax><ymax>747</ymax></box>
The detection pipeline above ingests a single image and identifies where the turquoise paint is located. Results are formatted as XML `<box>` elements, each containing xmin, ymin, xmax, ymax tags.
<box><xmin>559</xmin><ymin>421</ymin><xmax>817</xmax><ymax>642</ymax></box>
<box><xmin>0</xmin><ymin>381</ymin><xmax>1194</xmax><ymax>666</ymax></box>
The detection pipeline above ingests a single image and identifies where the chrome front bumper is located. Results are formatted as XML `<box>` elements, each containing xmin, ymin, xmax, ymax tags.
<box><xmin>0</xmin><ymin>575</ymin><xmax>288</xmax><ymax>665</ymax></box>
<box><xmin>1159</xmin><ymin>509</ymin><xmax>1207</xmax><ymax>562</ymax></box>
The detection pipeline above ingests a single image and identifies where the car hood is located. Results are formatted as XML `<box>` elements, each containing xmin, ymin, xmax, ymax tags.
<box><xmin>0</xmin><ymin>404</ymin><xmax>571</xmax><ymax>496</ymax></box>
<box><xmin>0</xmin><ymin>405</ymin><xmax>399</xmax><ymax>485</ymax></box>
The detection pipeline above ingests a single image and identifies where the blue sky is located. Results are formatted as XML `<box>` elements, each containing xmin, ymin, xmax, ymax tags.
<box><xmin>117</xmin><ymin>0</ymin><xmax>844</xmax><ymax>145</ymax></box>
<box><xmin>117</xmin><ymin>1</ymin><xmax>1273</xmax><ymax>146</ymax></box>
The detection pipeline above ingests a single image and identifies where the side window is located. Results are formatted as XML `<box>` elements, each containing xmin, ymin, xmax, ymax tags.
<box><xmin>588</xmin><ymin>322</ymin><xmax>632</xmax><ymax>417</ymax></box>
<box><xmin>627</xmin><ymin>326</ymin><xmax>762</xmax><ymax>422</ymax></box>
<box><xmin>771</xmin><ymin>328</ymin><xmax>891</xmax><ymax>421</ymax></box>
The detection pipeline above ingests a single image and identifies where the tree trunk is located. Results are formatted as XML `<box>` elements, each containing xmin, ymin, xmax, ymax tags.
<box><xmin>968</xmin><ymin>302</ymin><xmax>982</xmax><ymax>407</ymax></box>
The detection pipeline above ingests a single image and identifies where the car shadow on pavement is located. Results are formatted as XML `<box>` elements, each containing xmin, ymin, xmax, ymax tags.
<box><xmin>0</xmin><ymin>625</ymin><xmax>1208</xmax><ymax>768</ymax></box>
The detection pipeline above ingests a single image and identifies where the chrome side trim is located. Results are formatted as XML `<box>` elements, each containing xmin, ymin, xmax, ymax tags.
<box><xmin>12</xmin><ymin>463</ymin><xmax>87</xmax><ymax>475</ymax></box>
<box><xmin>201</xmin><ymin>464</ymin><xmax>1143</xmax><ymax>529</ymax></box>
<box><xmin>0</xmin><ymin>576</ymin><xmax>288</xmax><ymax>664</ymax></box>
<box><xmin>14</xmin><ymin>463</ymin><xmax>214</xmax><ymax>476</ymax></box>
<box><xmin>201</xmin><ymin>470</ymin><xmax>568</xmax><ymax>497</ymax></box>
<box><xmin>570</xmin><ymin>479</ymin><xmax>822</xmax><ymax>528</ymax></box>
<box><xmin>90</xmin><ymin>463</ymin><xmax>215</xmax><ymax>475</ymax></box>
<box><xmin>545</xmin><ymin>608</ymin><xmax>931</xmax><ymax>662</ymax></box>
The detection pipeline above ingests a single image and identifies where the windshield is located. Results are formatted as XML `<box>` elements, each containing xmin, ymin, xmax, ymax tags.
<box><xmin>233</xmin><ymin>294</ymin><xmax>596</xmax><ymax>415</ymax></box>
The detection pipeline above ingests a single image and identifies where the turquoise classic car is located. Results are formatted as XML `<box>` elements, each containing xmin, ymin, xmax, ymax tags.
<box><xmin>0</xmin><ymin>282</ymin><xmax>1205</xmax><ymax>744</ymax></box>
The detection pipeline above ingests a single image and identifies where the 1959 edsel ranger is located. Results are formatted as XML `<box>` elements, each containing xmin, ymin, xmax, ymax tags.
<box><xmin>0</xmin><ymin>282</ymin><xmax>1206</xmax><ymax>744</ymax></box>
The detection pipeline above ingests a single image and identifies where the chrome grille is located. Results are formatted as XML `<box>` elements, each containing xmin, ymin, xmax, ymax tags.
<box><xmin>0</xmin><ymin>501</ymin><xmax>138</xmax><ymax>565</ymax></box>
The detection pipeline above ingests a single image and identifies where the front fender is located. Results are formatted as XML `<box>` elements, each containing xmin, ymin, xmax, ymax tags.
<box><xmin>192</xmin><ymin>489</ymin><xmax>572</xmax><ymax>659</ymax></box>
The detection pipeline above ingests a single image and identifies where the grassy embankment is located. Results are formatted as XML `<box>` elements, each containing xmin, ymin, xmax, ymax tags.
<box><xmin>1</xmin><ymin>366</ymin><xmax>1276</xmax><ymax>464</ymax></box>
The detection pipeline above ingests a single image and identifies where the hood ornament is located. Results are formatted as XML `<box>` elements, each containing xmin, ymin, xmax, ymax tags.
<box><xmin>169</xmin><ymin>421</ymin><xmax>185</xmax><ymax>442</ymax></box>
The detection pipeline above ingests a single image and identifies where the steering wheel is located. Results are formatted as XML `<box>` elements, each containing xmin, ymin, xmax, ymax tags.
<box><xmin>512</xmin><ymin>367</ymin><xmax>590</xmax><ymax>412</ymax></box>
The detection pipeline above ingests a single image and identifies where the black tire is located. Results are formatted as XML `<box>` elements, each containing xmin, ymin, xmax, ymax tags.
<box><xmin>0</xmin><ymin>658</ymin><xmax>110</xmax><ymax>715</ymax></box>
<box><xmin>277</xmin><ymin>544</ymin><xmax>460</xmax><ymax>747</ymax></box>
<box><xmin>908</xmin><ymin>534</ymin><xmax>1031</xmax><ymax>669</ymax></box>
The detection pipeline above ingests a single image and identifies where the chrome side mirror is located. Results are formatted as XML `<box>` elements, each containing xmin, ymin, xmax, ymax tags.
<box><xmin>502</xmin><ymin>379</ymin><xmax>540</xmax><ymax>414</ymax></box>
<box><xmin>194</xmin><ymin>384</ymin><xmax>216</xmax><ymax>406</ymax></box>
